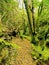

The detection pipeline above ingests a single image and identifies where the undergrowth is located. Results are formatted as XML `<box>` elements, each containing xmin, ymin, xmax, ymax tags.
<box><xmin>0</xmin><ymin>39</ymin><xmax>18</xmax><ymax>65</ymax></box>
<box><xmin>32</xmin><ymin>39</ymin><xmax>49</xmax><ymax>65</ymax></box>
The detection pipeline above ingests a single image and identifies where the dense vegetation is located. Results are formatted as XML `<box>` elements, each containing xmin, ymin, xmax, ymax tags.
<box><xmin>0</xmin><ymin>39</ymin><xmax>18</xmax><ymax>65</ymax></box>
<box><xmin>0</xmin><ymin>0</ymin><xmax>49</xmax><ymax>65</ymax></box>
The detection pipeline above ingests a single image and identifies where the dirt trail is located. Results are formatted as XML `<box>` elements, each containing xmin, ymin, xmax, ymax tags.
<box><xmin>12</xmin><ymin>37</ymin><xmax>36</xmax><ymax>65</ymax></box>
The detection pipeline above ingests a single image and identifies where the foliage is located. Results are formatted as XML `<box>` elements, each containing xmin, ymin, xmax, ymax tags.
<box><xmin>32</xmin><ymin>42</ymin><xmax>49</xmax><ymax>60</ymax></box>
<box><xmin>23</xmin><ymin>0</ymin><xmax>49</xmax><ymax>64</ymax></box>
<box><xmin>0</xmin><ymin>0</ymin><xmax>29</xmax><ymax>36</ymax></box>
<box><xmin>0</xmin><ymin>0</ymin><xmax>49</xmax><ymax>64</ymax></box>
<box><xmin>0</xmin><ymin>39</ymin><xmax>18</xmax><ymax>65</ymax></box>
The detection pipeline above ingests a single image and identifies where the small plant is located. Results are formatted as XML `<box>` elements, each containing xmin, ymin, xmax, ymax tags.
<box><xmin>0</xmin><ymin>39</ymin><xmax>18</xmax><ymax>65</ymax></box>
<box><xmin>32</xmin><ymin>39</ymin><xmax>49</xmax><ymax>64</ymax></box>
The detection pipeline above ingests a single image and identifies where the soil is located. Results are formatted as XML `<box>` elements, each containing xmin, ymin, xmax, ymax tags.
<box><xmin>11</xmin><ymin>37</ymin><xmax>36</xmax><ymax>65</ymax></box>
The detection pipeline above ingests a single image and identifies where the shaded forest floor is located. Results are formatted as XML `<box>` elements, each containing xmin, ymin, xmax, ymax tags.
<box><xmin>11</xmin><ymin>37</ymin><xmax>36</xmax><ymax>65</ymax></box>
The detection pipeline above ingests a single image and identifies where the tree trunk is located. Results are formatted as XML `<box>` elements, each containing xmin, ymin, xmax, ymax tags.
<box><xmin>23</xmin><ymin>0</ymin><xmax>36</xmax><ymax>43</ymax></box>
<box><xmin>23</xmin><ymin>0</ymin><xmax>33</xmax><ymax>36</ymax></box>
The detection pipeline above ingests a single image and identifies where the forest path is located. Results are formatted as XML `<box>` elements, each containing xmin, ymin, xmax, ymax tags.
<box><xmin>11</xmin><ymin>37</ymin><xmax>36</xmax><ymax>65</ymax></box>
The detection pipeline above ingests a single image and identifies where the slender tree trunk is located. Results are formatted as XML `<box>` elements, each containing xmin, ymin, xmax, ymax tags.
<box><xmin>31</xmin><ymin>0</ymin><xmax>35</xmax><ymax>34</ymax></box>
<box><xmin>24</xmin><ymin>0</ymin><xmax>33</xmax><ymax>36</ymax></box>
<box><xmin>24</xmin><ymin>0</ymin><xmax>36</xmax><ymax>43</ymax></box>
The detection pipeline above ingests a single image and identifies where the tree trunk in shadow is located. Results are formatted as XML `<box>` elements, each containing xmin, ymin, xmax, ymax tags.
<box><xmin>24</xmin><ymin>0</ymin><xmax>36</xmax><ymax>44</ymax></box>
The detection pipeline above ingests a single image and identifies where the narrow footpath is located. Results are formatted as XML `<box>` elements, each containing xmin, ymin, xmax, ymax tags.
<box><xmin>12</xmin><ymin>38</ymin><xmax>36</xmax><ymax>65</ymax></box>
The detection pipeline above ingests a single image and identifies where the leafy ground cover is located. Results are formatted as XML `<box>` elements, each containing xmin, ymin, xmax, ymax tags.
<box><xmin>0</xmin><ymin>39</ymin><xmax>18</xmax><ymax>65</ymax></box>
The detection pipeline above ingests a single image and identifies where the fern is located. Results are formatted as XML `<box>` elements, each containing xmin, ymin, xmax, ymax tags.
<box><xmin>32</xmin><ymin>42</ymin><xmax>49</xmax><ymax>62</ymax></box>
<box><xmin>0</xmin><ymin>39</ymin><xmax>18</xmax><ymax>65</ymax></box>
